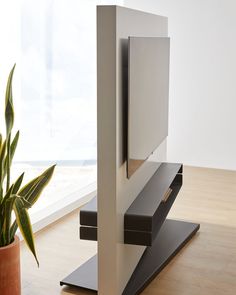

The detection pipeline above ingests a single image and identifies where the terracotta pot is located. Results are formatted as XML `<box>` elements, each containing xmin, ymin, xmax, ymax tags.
<box><xmin>0</xmin><ymin>236</ymin><xmax>21</xmax><ymax>295</ymax></box>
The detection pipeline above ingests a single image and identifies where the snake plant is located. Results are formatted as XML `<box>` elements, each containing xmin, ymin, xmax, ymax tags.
<box><xmin>0</xmin><ymin>65</ymin><xmax>55</xmax><ymax>266</ymax></box>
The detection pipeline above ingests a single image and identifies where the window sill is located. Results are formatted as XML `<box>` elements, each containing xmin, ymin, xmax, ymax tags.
<box><xmin>17</xmin><ymin>181</ymin><xmax>97</xmax><ymax>239</ymax></box>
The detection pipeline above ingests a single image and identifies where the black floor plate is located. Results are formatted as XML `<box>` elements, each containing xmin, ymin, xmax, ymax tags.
<box><xmin>60</xmin><ymin>219</ymin><xmax>200</xmax><ymax>294</ymax></box>
<box><xmin>60</xmin><ymin>255</ymin><xmax>97</xmax><ymax>291</ymax></box>
<box><xmin>123</xmin><ymin>219</ymin><xmax>199</xmax><ymax>295</ymax></box>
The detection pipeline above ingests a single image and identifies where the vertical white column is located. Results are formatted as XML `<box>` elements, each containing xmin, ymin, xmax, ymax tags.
<box><xmin>97</xmin><ymin>6</ymin><xmax>168</xmax><ymax>295</ymax></box>
<box><xmin>97</xmin><ymin>6</ymin><xmax>118</xmax><ymax>295</ymax></box>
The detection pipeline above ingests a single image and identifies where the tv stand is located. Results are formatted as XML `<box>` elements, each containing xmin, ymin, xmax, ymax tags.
<box><xmin>60</xmin><ymin>163</ymin><xmax>200</xmax><ymax>294</ymax></box>
<box><xmin>61</xmin><ymin>6</ymin><xmax>200</xmax><ymax>294</ymax></box>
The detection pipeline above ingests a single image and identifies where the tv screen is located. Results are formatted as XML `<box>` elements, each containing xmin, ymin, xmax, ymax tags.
<box><xmin>127</xmin><ymin>36</ymin><xmax>170</xmax><ymax>178</ymax></box>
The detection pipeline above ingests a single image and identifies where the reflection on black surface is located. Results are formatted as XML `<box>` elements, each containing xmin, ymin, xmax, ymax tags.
<box><xmin>61</xmin><ymin>286</ymin><xmax>96</xmax><ymax>295</ymax></box>
<box><xmin>127</xmin><ymin>158</ymin><xmax>146</xmax><ymax>178</ymax></box>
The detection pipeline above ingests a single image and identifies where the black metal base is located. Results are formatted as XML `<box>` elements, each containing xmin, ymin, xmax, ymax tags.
<box><xmin>60</xmin><ymin>219</ymin><xmax>200</xmax><ymax>294</ymax></box>
<box><xmin>60</xmin><ymin>255</ymin><xmax>97</xmax><ymax>291</ymax></box>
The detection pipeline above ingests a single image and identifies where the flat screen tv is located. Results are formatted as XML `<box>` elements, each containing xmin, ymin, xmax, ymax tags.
<box><xmin>127</xmin><ymin>36</ymin><xmax>170</xmax><ymax>178</ymax></box>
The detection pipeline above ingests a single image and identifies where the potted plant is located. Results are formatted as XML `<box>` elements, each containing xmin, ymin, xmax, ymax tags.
<box><xmin>0</xmin><ymin>65</ymin><xmax>55</xmax><ymax>295</ymax></box>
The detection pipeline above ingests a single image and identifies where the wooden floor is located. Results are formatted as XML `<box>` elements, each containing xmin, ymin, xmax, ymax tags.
<box><xmin>21</xmin><ymin>166</ymin><xmax>236</xmax><ymax>295</ymax></box>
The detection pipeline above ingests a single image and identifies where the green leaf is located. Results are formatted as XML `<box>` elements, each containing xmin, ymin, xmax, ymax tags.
<box><xmin>2</xmin><ymin>131</ymin><xmax>20</xmax><ymax>193</ymax></box>
<box><xmin>0</xmin><ymin>140</ymin><xmax>6</xmax><ymax>162</ymax></box>
<box><xmin>19</xmin><ymin>164</ymin><xmax>56</xmax><ymax>206</ymax></box>
<box><xmin>3</xmin><ymin>195</ymin><xmax>17</xmax><ymax>245</ymax></box>
<box><xmin>0</xmin><ymin>189</ymin><xmax>14</xmax><ymax>246</ymax></box>
<box><xmin>5</xmin><ymin>64</ymin><xmax>15</xmax><ymax>136</ymax></box>
<box><xmin>0</xmin><ymin>138</ymin><xmax>5</xmax><ymax>201</ymax></box>
<box><xmin>3</xmin><ymin>131</ymin><xmax>19</xmax><ymax>179</ymax></box>
<box><xmin>19</xmin><ymin>176</ymin><xmax>43</xmax><ymax>209</ymax></box>
<box><xmin>0</xmin><ymin>140</ymin><xmax>6</xmax><ymax>186</ymax></box>
<box><xmin>10</xmin><ymin>165</ymin><xmax>56</xmax><ymax>239</ymax></box>
<box><xmin>6</xmin><ymin>133</ymin><xmax>11</xmax><ymax>191</ymax></box>
<box><xmin>13</xmin><ymin>197</ymin><xmax>39</xmax><ymax>266</ymax></box>
<box><xmin>9</xmin><ymin>130</ymin><xmax>19</xmax><ymax>161</ymax></box>
<box><xmin>12</xmin><ymin>172</ymin><xmax>24</xmax><ymax>194</ymax></box>
<box><xmin>2</xmin><ymin>184</ymin><xmax>14</xmax><ymax>204</ymax></box>
<box><xmin>9</xmin><ymin>220</ymin><xmax>17</xmax><ymax>242</ymax></box>
<box><xmin>18</xmin><ymin>195</ymin><xmax>32</xmax><ymax>208</ymax></box>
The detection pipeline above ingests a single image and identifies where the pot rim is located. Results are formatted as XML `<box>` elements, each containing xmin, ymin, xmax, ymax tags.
<box><xmin>0</xmin><ymin>235</ymin><xmax>20</xmax><ymax>250</ymax></box>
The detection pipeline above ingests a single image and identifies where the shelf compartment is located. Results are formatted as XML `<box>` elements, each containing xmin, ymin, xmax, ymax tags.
<box><xmin>124</xmin><ymin>175</ymin><xmax>182</xmax><ymax>245</ymax></box>
<box><xmin>79</xmin><ymin>163</ymin><xmax>183</xmax><ymax>246</ymax></box>
<box><xmin>80</xmin><ymin>175</ymin><xmax>182</xmax><ymax>246</ymax></box>
<box><xmin>124</xmin><ymin>163</ymin><xmax>182</xmax><ymax>232</ymax></box>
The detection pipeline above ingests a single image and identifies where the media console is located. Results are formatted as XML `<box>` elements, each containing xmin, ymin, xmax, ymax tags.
<box><xmin>60</xmin><ymin>6</ymin><xmax>200</xmax><ymax>294</ymax></box>
<box><xmin>60</xmin><ymin>163</ymin><xmax>200</xmax><ymax>294</ymax></box>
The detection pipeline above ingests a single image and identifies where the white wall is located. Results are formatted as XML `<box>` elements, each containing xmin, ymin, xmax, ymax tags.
<box><xmin>124</xmin><ymin>0</ymin><xmax>236</xmax><ymax>170</ymax></box>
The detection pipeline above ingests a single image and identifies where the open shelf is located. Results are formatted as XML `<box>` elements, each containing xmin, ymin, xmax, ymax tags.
<box><xmin>124</xmin><ymin>163</ymin><xmax>182</xmax><ymax>232</ymax></box>
<box><xmin>79</xmin><ymin>163</ymin><xmax>183</xmax><ymax>246</ymax></box>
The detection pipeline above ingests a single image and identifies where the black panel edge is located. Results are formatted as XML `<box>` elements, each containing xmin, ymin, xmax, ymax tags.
<box><xmin>60</xmin><ymin>255</ymin><xmax>97</xmax><ymax>291</ymax></box>
<box><xmin>80</xmin><ymin>211</ymin><xmax>97</xmax><ymax>227</ymax></box>
<box><xmin>125</xmin><ymin>172</ymin><xmax>183</xmax><ymax>232</ymax></box>
<box><xmin>178</xmin><ymin>164</ymin><xmax>183</xmax><ymax>174</ymax></box>
<box><xmin>124</xmin><ymin>230</ymin><xmax>152</xmax><ymax>246</ymax></box>
<box><xmin>124</xmin><ymin>181</ymin><xmax>182</xmax><ymax>246</ymax></box>
<box><xmin>124</xmin><ymin>163</ymin><xmax>183</xmax><ymax>232</ymax></box>
<box><xmin>122</xmin><ymin>220</ymin><xmax>200</xmax><ymax>295</ymax></box>
<box><xmin>80</xmin><ymin>226</ymin><xmax>152</xmax><ymax>246</ymax></box>
<box><xmin>60</xmin><ymin>220</ymin><xmax>200</xmax><ymax>294</ymax></box>
<box><xmin>79</xmin><ymin>174</ymin><xmax>183</xmax><ymax>246</ymax></box>
<box><xmin>150</xmin><ymin>182</ymin><xmax>182</xmax><ymax>242</ymax></box>
<box><xmin>80</xmin><ymin>197</ymin><xmax>97</xmax><ymax>227</ymax></box>
<box><xmin>79</xmin><ymin>163</ymin><xmax>183</xmax><ymax>230</ymax></box>
<box><xmin>80</xmin><ymin>226</ymin><xmax>97</xmax><ymax>241</ymax></box>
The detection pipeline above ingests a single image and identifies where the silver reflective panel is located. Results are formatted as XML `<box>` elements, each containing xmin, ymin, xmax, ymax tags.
<box><xmin>127</xmin><ymin>37</ymin><xmax>170</xmax><ymax>178</ymax></box>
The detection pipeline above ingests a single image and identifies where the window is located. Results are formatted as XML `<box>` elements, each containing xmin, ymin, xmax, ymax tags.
<box><xmin>0</xmin><ymin>0</ymin><xmax>123</xmax><ymax>230</ymax></box>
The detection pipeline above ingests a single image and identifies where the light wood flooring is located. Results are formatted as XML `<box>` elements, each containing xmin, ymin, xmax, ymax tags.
<box><xmin>21</xmin><ymin>166</ymin><xmax>236</xmax><ymax>295</ymax></box>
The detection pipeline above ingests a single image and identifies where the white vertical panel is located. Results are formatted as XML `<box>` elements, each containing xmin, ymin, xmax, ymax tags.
<box><xmin>97</xmin><ymin>6</ymin><xmax>118</xmax><ymax>295</ymax></box>
<box><xmin>97</xmin><ymin>6</ymin><xmax>168</xmax><ymax>295</ymax></box>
